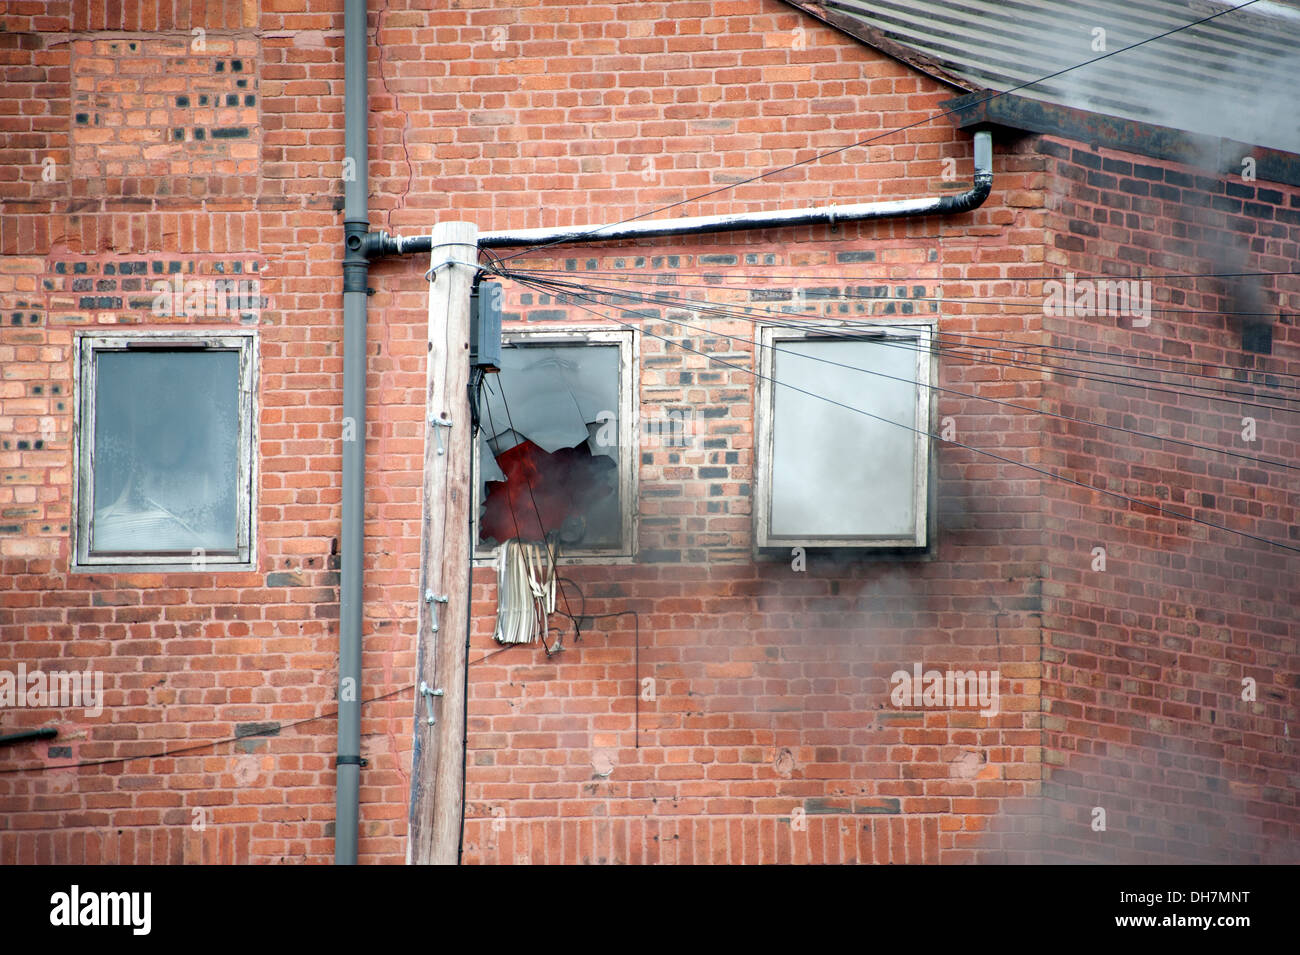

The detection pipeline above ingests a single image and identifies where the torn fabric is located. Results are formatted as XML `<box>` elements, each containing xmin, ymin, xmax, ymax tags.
<box><xmin>494</xmin><ymin>539</ymin><xmax>558</xmax><ymax>645</ymax></box>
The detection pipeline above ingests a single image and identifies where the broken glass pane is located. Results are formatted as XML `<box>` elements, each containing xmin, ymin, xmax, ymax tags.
<box><xmin>478</xmin><ymin>343</ymin><xmax>621</xmax><ymax>549</ymax></box>
<box><xmin>91</xmin><ymin>350</ymin><xmax>241</xmax><ymax>553</ymax></box>
<box><xmin>770</xmin><ymin>336</ymin><xmax>918</xmax><ymax>538</ymax></box>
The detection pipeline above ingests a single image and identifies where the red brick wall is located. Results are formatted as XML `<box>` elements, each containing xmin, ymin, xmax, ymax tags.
<box><xmin>452</xmin><ymin>228</ymin><xmax>1048</xmax><ymax>863</ymax></box>
<box><xmin>0</xmin><ymin>8</ymin><xmax>69</xmax><ymax>255</ymax></box>
<box><xmin>1024</xmin><ymin>139</ymin><xmax>1300</xmax><ymax>862</ymax></box>
<box><xmin>0</xmin><ymin>0</ymin><xmax>1290</xmax><ymax>865</ymax></box>
<box><xmin>71</xmin><ymin>35</ymin><xmax>261</xmax><ymax>201</ymax></box>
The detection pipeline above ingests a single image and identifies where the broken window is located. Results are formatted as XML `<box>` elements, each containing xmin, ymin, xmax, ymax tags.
<box><xmin>74</xmin><ymin>331</ymin><xmax>257</xmax><ymax>570</ymax></box>
<box><xmin>476</xmin><ymin>328</ymin><xmax>636</xmax><ymax>560</ymax></box>
<box><xmin>754</xmin><ymin>321</ymin><xmax>933</xmax><ymax>549</ymax></box>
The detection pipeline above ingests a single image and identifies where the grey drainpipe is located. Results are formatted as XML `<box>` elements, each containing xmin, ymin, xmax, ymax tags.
<box><xmin>337</xmin><ymin>75</ymin><xmax>991</xmax><ymax>859</ymax></box>
<box><xmin>337</xmin><ymin>0</ymin><xmax>369</xmax><ymax>866</ymax></box>
<box><xmin>368</xmin><ymin>131</ymin><xmax>992</xmax><ymax>255</ymax></box>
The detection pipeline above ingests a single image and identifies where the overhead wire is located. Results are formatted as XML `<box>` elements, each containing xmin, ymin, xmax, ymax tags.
<box><xmin>492</xmin><ymin>0</ymin><xmax>1262</xmax><ymax>265</ymax></box>
<box><xmin>506</xmin><ymin>267</ymin><xmax>1300</xmax><ymax>396</ymax></box>
<box><xmin>0</xmin><ymin>685</ymin><xmax>414</xmax><ymax>775</ymax></box>
<box><xmin>455</xmin><ymin>0</ymin><xmax>1289</xmax><ymax>752</ymax></box>
<box><xmin>478</xmin><ymin>358</ymin><xmax>644</xmax><ymax>745</ymax></box>
<box><xmin>0</xmin><ymin>638</ymin><xmax>579</xmax><ymax>778</ymax></box>
<box><xmin>504</xmin><ymin>270</ymin><xmax>1300</xmax><ymax>414</ymax></box>
<box><xmin>496</xmin><ymin>379</ymin><xmax>582</xmax><ymax>650</ymax></box>
<box><xmin>469</xmin><ymin>277</ymin><xmax>645</xmax><ymax>739</ymax></box>
<box><xmin>504</xmin><ymin>271</ymin><xmax>1300</xmax><ymax>556</ymax></box>
<box><xmin>503</xmin><ymin>264</ymin><xmax>1300</xmax><ymax>285</ymax></box>
<box><xmin>505</xmin><ymin>273</ymin><xmax>1300</xmax><ymax>474</ymax></box>
<box><xmin>502</xmin><ymin>265</ymin><xmax>1298</xmax><ymax>321</ymax></box>
<box><xmin>505</xmin><ymin>268</ymin><xmax>1300</xmax><ymax>396</ymax></box>
<box><xmin>480</xmin><ymin>377</ymin><xmax>576</xmax><ymax>656</ymax></box>
<box><xmin>457</xmin><ymin>362</ymin><xmax>488</xmax><ymax>864</ymax></box>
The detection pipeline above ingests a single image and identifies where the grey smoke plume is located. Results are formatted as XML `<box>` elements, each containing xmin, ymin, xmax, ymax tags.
<box><xmin>974</xmin><ymin>733</ymin><xmax>1300</xmax><ymax>864</ymax></box>
<box><xmin>1015</xmin><ymin>0</ymin><xmax>1300</xmax><ymax>155</ymax></box>
<box><xmin>1031</xmin><ymin>1</ymin><xmax>1293</xmax><ymax>348</ymax></box>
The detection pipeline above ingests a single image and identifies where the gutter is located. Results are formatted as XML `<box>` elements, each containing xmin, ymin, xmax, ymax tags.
<box><xmin>336</xmin><ymin>0</ymin><xmax>992</xmax><ymax>858</ymax></box>
<box><xmin>946</xmin><ymin>90</ymin><xmax>1300</xmax><ymax>190</ymax></box>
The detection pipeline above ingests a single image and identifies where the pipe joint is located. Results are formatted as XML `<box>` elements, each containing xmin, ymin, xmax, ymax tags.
<box><xmin>359</xmin><ymin>230</ymin><xmax>393</xmax><ymax>259</ymax></box>
<box><xmin>343</xmin><ymin>221</ymin><xmax>370</xmax><ymax>293</ymax></box>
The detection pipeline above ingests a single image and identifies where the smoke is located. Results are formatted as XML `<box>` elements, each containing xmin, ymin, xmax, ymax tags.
<box><xmin>1026</xmin><ymin>1</ymin><xmax>1300</xmax><ymax>155</ymax></box>
<box><xmin>1028</xmin><ymin>2</ymin><xmax>1295</xmax><ymax>352</ymax></box>
<box><xmin>1009</xmin><ymin>8</ymin><xmax>1299</xmax><ymax>860</ymax></box>
<box><xmin>974</xmin><ymin>733</ymin><xmax>1300</xmax><ymax>864</ymax></box>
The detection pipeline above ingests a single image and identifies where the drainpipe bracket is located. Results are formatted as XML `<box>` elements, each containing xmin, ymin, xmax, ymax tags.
<box><xmin>336</xmin><ymin>755</ymin><xmax>368</xmax><ymax>768</ymax></box>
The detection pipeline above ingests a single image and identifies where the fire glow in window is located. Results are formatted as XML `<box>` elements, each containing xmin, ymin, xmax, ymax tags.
<box><xmin>476</xmin><ymin>329</ymin><xmax>636</xmax><ymax>560</ymax></box>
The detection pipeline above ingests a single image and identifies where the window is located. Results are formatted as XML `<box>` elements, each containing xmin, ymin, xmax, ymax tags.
<box><xmin>73</xmin><ymin>330</ymin><xmax>257</xmax><ymax>570</ymax></box>
<box><xmin>754</xmin><ymin>321</ymin><xmax>933</xmax><ymax>549</ymax></box>
<box><xmin>475</xmin><ymin>327</ymin><xmax>636</xmax><ymax>561</ymax></box>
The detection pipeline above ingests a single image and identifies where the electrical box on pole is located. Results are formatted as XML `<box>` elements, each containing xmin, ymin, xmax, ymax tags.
<box><xmin>471</xmin><ymin>277</ymin><xmax>502</xmax><ymax>371</ymax></box>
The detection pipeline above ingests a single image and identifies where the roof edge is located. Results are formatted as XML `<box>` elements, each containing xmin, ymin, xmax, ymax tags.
<box><xmin>779</xmin><ymin>0</ymin><xmax>977</xmax><ymax>92</ymax></box>
<box><xmin>945</xmin><ymin>91</ymin><xmax>1300</xmax><ymax>188</ymax></box>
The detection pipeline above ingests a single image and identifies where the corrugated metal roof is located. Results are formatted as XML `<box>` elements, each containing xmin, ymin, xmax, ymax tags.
<box><xmin>791</xmin><ymin>0</ymin><xmax>1300</xmax><ymax>155</ymax></box>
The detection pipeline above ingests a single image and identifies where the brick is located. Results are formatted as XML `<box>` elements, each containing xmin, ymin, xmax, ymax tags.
<box><xmin>2</xmin><ymin>0</ymin><xmax>1296</xmax><ymax>870</ymax></box>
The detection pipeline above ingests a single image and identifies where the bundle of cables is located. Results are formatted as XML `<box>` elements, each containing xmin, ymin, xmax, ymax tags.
<box><xmin>493</xmin><ymin>537</ymin><xmax>558</xmax><ymax>646</ymax></box>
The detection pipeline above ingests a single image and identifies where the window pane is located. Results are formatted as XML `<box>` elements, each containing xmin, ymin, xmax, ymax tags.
<box><xmin>478</xmin><ymin>343</ymin><xmax>622</xmax><ymax>549</ymax></box>
<box><xmin>770</xmin><ymin>336</ymin><xmax>918</xmax><ymax>538</ymax></box>
<box><xmin>91</xmin><ymin>349</ymin><xmax>241</xmax><ymax>553</ymax></box>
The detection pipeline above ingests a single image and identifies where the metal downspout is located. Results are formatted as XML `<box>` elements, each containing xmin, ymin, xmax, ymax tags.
<box><xmin>337</xmin><ymin>0</ymin><xmax>369</xmax><ymax>866</ymax></box>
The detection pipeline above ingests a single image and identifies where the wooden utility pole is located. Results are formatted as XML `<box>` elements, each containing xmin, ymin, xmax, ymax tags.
<box><xmin>408</xmin><ymin>221</ymin><xmax>477</xmax><ymax>864</ymax></box>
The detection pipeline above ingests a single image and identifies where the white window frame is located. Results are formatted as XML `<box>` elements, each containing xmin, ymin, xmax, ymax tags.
<box><xmin>754</xmin><ymin>319</ymin><xmax>934</xmax><ymax>550</ymax></box>
<box><xmin>72</xmin><ymin>328</ymin><xmax>258</xmax><ymax>572</ymax></box>
<box><xmin>473</xmin><ymin>326</ymin><xmax>638</xmax><ymax>565</ymax></box>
